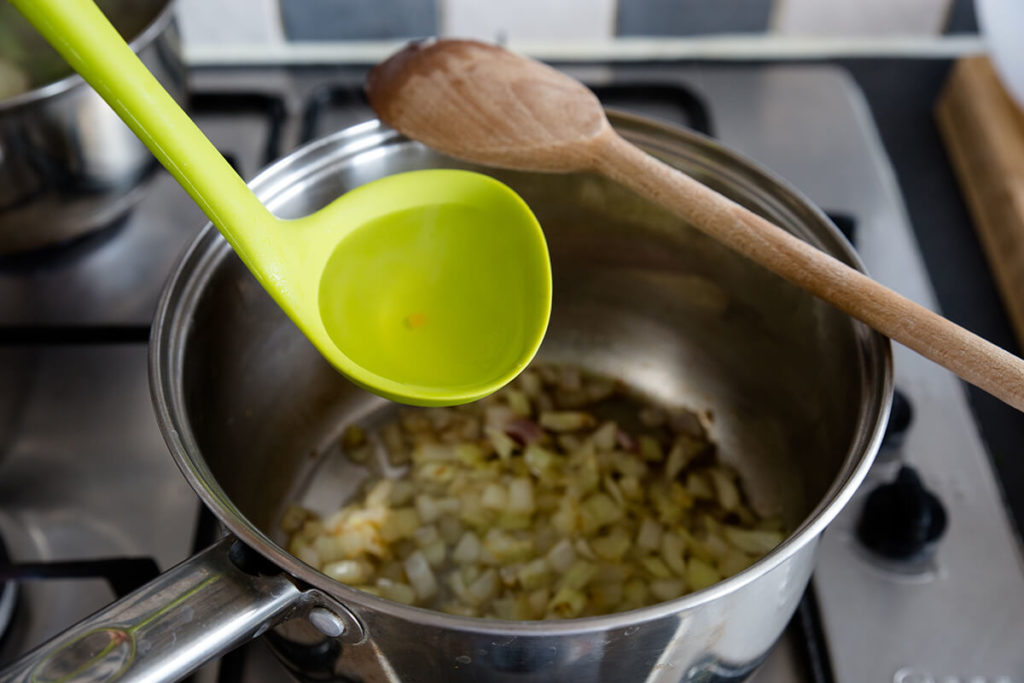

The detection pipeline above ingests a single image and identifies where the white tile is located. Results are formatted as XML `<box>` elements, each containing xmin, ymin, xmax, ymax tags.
<box><xmin>176</xmin><ymin>0</ymin><xmax>285</xmax><ymax>46</ymax></box>
<box><xmin>440</xmin><ymin>0</ymin><xmax>617</xmax><ymax>41</ymax></box>
<box><xmin>772</xmin><ymin>0</ymin><xmax>951</xmax><ymax>36</ymax></box>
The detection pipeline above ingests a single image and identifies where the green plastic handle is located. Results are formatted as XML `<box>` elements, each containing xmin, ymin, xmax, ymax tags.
<box><xmin>9</xmin><ymin>0</ymin><xmax>276</xmax><ymax>275</ymax></box>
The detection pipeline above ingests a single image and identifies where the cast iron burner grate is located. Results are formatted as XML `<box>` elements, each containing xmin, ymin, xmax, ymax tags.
<box><xmin>0</xmin><ymin>534</ymin><xmax>16</xmax><ymax>649</ymax></box>
<box><xmin>0</xmin><ymin>553</ymin><xmax>161</xmax><ymax>602</ymax></box>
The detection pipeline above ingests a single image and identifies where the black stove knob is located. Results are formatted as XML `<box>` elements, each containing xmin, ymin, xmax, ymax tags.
<box><xmin>856</xmin><ymin>465</ymin><xmax>947</xmax><ymax>561</ymax></box>
<box><xmin>882</xmin><ymin>389</ymin><xmax>913</xmax><ymax>449</ymax></box>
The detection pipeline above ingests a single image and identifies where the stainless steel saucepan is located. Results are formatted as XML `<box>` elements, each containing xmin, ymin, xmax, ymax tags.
<box><xmin>0</xmin><ymin>0</ymin><xmax>184</xmax><ymax>254</ymax></box>
<box><xmin>0</xmin><ymin>111</ymin><xmax>891</xmax><ymax>682</ymax></box>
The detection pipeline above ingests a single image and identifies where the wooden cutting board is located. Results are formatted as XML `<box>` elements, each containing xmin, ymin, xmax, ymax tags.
<box><xmin>936</xmin><ymin>56</ymin><xmax>1024</xmax><ymax>348</ymax></box>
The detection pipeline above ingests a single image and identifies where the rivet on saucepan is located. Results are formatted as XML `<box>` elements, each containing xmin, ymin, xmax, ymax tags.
<box><xmin>308</xmin><ymin>607</ymin><xmax>346</xmax><ymax>638</ymax></box>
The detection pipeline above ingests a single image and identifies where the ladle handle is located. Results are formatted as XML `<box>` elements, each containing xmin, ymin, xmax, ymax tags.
<box><xmin>10</xmin><ymin>0</ymin><xmax>275</xmax><ymax>261</ymax></box>
<box><xmin>594</xmin><ymin>130</ymin><xmax>1024</xmax><ymax>413</ymax></box>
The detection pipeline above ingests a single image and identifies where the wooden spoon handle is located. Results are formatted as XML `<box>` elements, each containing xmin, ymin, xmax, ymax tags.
<box><xmin>594</xmin><ymin>130</ymin><xmax>1024</xmax><ymax>412</ymax></box>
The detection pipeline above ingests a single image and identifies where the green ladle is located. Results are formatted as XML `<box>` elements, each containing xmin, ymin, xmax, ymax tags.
<box><xmin>11</xmin><ymin>0</ymin><xmax>551</xmax><ymax>406</ymax></box>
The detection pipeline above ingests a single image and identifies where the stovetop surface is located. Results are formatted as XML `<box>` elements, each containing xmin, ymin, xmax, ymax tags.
<box><xmin>0</xmin><ymin>62</ymin><xmax>1021</xmax><ymax>683</ymax></box>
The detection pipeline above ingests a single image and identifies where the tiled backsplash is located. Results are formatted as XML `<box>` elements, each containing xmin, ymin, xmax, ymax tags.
<box><xmin>177</xmin><ymin>0</ymin><xmax>975</xmax><ymax>49</ymax></box>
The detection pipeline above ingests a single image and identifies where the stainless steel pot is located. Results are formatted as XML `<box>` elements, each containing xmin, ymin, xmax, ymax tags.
<box><xmin>0</xmin><ymin>0</ymin><xmax>184</xmax><ymax>254</ymax></box>
<box><xmin>0</xmin><ymin>111</ymin><xmax>891</xmax><ymax>682</ymax></box>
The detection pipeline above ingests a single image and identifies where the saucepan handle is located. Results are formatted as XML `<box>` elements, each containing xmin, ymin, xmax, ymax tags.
<box><xmin>0</xmin><ymin>537</ymin><xmax>306</xmax><ymax>682</ymax></box>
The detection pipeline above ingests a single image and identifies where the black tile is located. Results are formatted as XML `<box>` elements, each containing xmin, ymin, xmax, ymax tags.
<box><xmin>280</xmin><ymin>0</ymin><xmax>437</xmax><ymax>40</ymax></box>
<box><xmin>617</xmin><ymin>0</ymin><xmax>773</xmax><ymax>36</ymax></box>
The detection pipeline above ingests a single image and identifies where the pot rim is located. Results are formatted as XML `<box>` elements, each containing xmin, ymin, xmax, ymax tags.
<box><xmin>0</xmin><ymin>0</ymin><xmax>177</xmax><ymax>111</ymax></box>
<box><xmin>151</xmin><ymin>111</ymin><xmax>893</xmax><ymax>635</ymax></box>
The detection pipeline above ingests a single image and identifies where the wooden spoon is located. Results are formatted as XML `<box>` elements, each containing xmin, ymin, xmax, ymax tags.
<box><xmin>367</xmin><ymin>38</ymin><xmax>1024</xmax><ymax>413</ymax></box>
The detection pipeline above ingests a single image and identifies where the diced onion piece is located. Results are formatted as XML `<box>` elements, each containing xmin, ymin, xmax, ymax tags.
<box><xmin>517</xmin><ymin>369</ymin><xmax>543</xmax><ymax>397</ymax></box>
<box><xmin>505</xmin><ymin>389</ymin><xmax>532</xmax><ymax>417</ymax></box>
<box><xmin>660</xmin><ymin>532</ymin><xmax>687</xmax><ymax>576</ymax></box>
<box><xmin>603</xmin><ymin>475</ymin><xmax>625</xmax><ymax>508</ymax></box>
<box><xmin>594</xmin><ymin>562</ymin><xmax>632</xmax><ymax>583</ymax></box>
<box><xmin>447</xmin><ymin>570</ymin><xmax>471</xmax><ymax>603</ymax></box>
<box><xmin>491</xmin><ymin>597</ymin><xmax>517</xmax><ymax>620</ymax></box>
<box><xmin>280</xmin><ymin>505</ymin><xmax>314</xmax><ymax>534</ymax></box>
<box><xmin>452</xmin><ymin>531</ymin><xmax>482</xmax><ymax>565</ymax></box>
<box><xmin>291</xmin><ymin>540</ymin><xmax>320</xmax><ymax>567</ymax></box>
<box><xmin>437</xmin><ymin>514</ymin><xmax>463</xmax><ymax>545</ymax></box>
<box><xmin>342</xmin><ymin>424</ymin><xmax>367</xmax><ymax>448</ymax></box>
<box><xmin>507</xmin><ymin>477</ymin><xmax>535</xmax><ymax>514</ymax></box>
<box><xmin>517</xmin><ymin>557</ymin><xmax>551</xmax><ymax>590</ymax></box>
<box><xmin>379</xmin><ymin>508</ymin><xmax>420</xmax><ymax>543</ymax></box>
<box><xmin>413</xmin><ymin>443</ymin><xmax>456</xmax><ymax>463</ymax></box>
<box><xmin>580</xmin><ymin>492</ymin><xmax>622</xmax><ymax>533</ymax></box>
<box><xmin>641</xmin><ymin>556</ymin><xmax>672</xmax><ymax>579</ymax></box>
<box><xmin>365</xmin><ymin>480</ymin><xmax>394</xmax><ymax>508</ymax></box>
<box><xmin>546</xmin><ymin>538</ymin><xmax>576</xmax><ymax>573</ymax></box>
<box><xmin>455</xmin><ymin>443</ymin><xmax>486</xmax><ymax>466</ymax></box>
<box><xmin>486</xmin><ymin>427</ymin><xmax>518</xmax><ymax>461</ymax></box>
<box><xmin>483</xmin><ymin>528</ymin><xmax>533</xmax><ymax>563</ymax></box>
<box><xmin>557</xmin><ymin>560</ymin><xmax>597</xmax><ymax>591</ymax></box>
<box><xmin>718</xmin><ymin>548</ymin><xmax>755</xmax><ymax>577</ymax></box>
<box><xmin>539</xmin><ymin>411</ymin><xmax>596</xmax><ymax>432</ymax></box>
<box><xmin>412</xmin><ymin>524</ymin><xmax>440</xmax><ymax>547</ymax></box>
<box><xmin>636</xmin><ymin>518</ymin><xmax>663</xmax><ymax>553</ymax></box>
<box><xmin>480</xmin><ymin>482</ymin><xmax>508</xmax><ymax>510</ymax></box>
<box><xmin>376</xmin><ymin>578</ymin><xmax>417</xmax><ymax>605</ymax></box>
<box><xmin>686</xmin><ymin>557</ymin><xmax>722</xmax><ymax>591</ymax></box>
<box><xmin>523</xmin><ymin>445</ymin><xmax>559</xmax><ymax>478</ymax></box>
<box><xmin>380</xmin><ymin>423</ymin><xmax>408</xmax><ymax>465</ymax></box>
<box><xmin>591</xmin><ymin>421</ymin><xmax>618</xmax><ymax>451</ymax></box>
<box><xmin>723</xmin><ymin>527</ymin><xmax>784</xmax><ymax>555</ymax></box>
<box><xmin>404</xmin><ymin>551</ymin><xmax>438</xmax><ymax>601</ymax></box>
<box><xmin>467</xmin><ymin>568</ymin><xmax>499</xmax><ymax>604</ymax></box>
<box><xmin>638</xmin><ymin>435</ymin><xmax>663</xmax><ymax>462</ymax></box>
<box><xmin>709</xmin><ymin>468</ymin><xmax>741</xmax><ymax>511</ymax></box>
<box><xmin>547</xmin><ymin>587</ymin><xmax>586</xmax><ymax>619</ymax></box>
<box><xmin>664</xmin><ymin>439</ymin><xmax>688</xmax><ymax>481</ymax></box>
<box><xmin>528</xmin><ymin>587</ymin><xmax>550</xmax><ymax>619</ymax></box>
<box><xmin>591</xmin><ymin>528</ymin><xmax>631</xmax><ymax>562</ymax></box>
<box><xmin>441</xmin><ymin>602</ymin><xmax>478</xmax><ymax>617</ymax></box>
<box><xmin>619</xmin><ymin>475</ymin><xmax>642</xmax><ymax>501</ymax></box>
<box><xmin>649</xmin><ymin>578</ymin><xmax>685</xmax><ymax>602</ymax></box>
<box><xmin>623</xmin><ymin>578</ymin><xmax>648</xmax><ymax>605</ymax></box>
<box><xmin>415</xmin><ymin>494</ymin><xmax>441</xmax><ymax>524</ymax></box>
<box><xmin>415</xmin><ymin>462</ymin><xmax>457</xmax><ymax>485</ymax></box>
<box><xmin>574</xmin><ymin>538</ymin><xmax>596</xmax><ymax>561</ymax></box>
<box><xmin>390</xmin><ymin>480</ymin><xmax>417</xmax><ymax>506</ymax></box>
<box><xmin>322</xmin><ymin>559</ymin><xmax>372</xmax><ymax>584</ymax></box>
<box><xmin>685</xmin><ymin>471</ymin><xmax>715</xmax><ymax>500</ymax></box>
<box><xmin>422</xmin><ymin>539</ymin><xmax>447</xmax><ymax>568</ymax></box>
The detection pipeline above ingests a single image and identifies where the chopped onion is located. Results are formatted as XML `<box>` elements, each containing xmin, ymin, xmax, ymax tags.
<box><xmin>686</xmin><ymin>557</ymin><xmax>722</xmax><ymax>591</ymax></box>
<box><xmin>404</xmin><ymin>550</ymin><xmax>438</xmax><ymax>601</ymax></box>
<box><xmin>284</xmin><ymin>362</ymin><xmax>784</xmax><ymax>620</ymax></box>
<box><xmin>649</xmin><ymin>578</ymin><xmax>685</xmax><ymax>602</ymax></box>
<box><xmin>539</xmin><ymin>411</ymin><xmax>596</xmax><ymax>432</ymax></box>
<box><xmin>453</xmin><ymin>531</ymin><xmax>482</xmax><ymax>565</ymax></box>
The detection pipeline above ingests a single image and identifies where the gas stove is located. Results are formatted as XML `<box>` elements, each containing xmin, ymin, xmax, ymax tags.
<box><xmin>0</xmin><ymin>61</ymin><xmax>1021</xmax><ymax>683</ymax></box>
